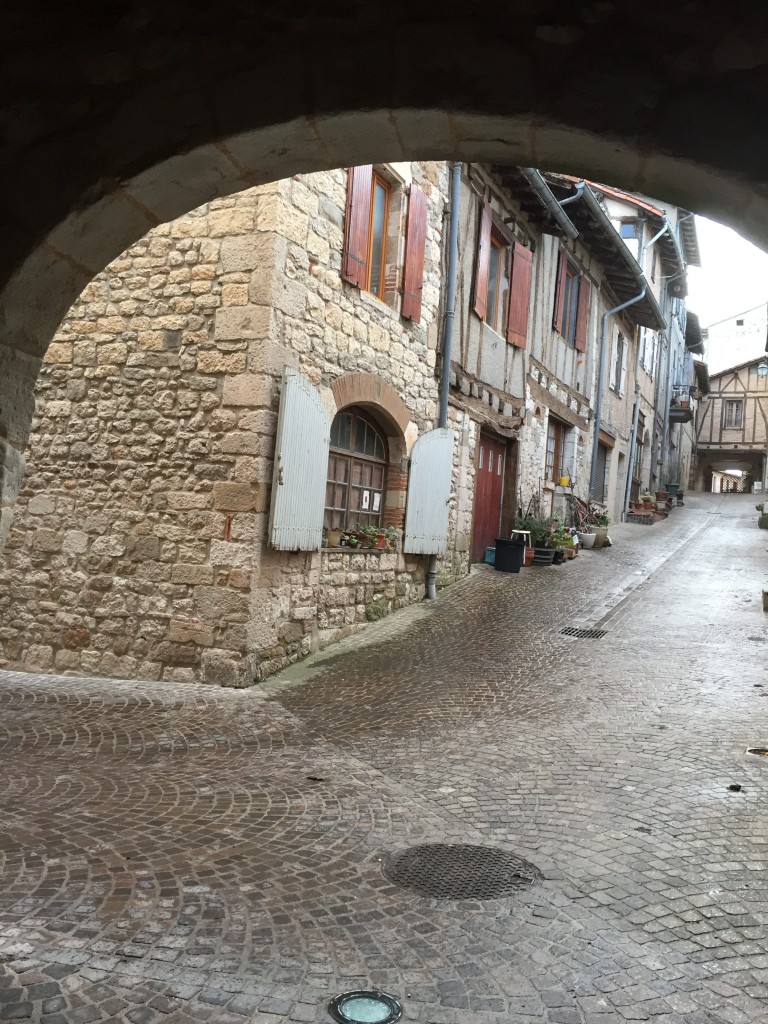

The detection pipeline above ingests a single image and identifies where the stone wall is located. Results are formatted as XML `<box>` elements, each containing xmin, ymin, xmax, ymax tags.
<box><xmin>0</xmin><ymin>164</ymin><xmax>452</xmax><ymax>685</ymax></box>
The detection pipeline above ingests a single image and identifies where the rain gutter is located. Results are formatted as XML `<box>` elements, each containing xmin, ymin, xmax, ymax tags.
<box><xmin>427</xmin><ymin>161</ymin><xmax>461</xmax><ymax>600</ymax></box>
<box><xmin>519</xmin><ymin>168</ymin><xmax>579</xmax><ymax>240</ymax></box>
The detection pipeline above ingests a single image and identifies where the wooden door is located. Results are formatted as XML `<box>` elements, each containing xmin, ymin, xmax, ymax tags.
<box><xmin>472</xmin><ymin>435</ymin><xmax>507</xmax><ymax>563</ymax></box>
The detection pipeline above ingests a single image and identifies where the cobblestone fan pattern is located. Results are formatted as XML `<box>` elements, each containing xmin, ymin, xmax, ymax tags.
<box><xmin>2</xmin><ymin>495</ymin><xmax>768</xmax><ymax>1023</ymax></box>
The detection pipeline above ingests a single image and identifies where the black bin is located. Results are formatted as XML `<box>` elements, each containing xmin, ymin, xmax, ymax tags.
<box><xmin>494</xmin><ymin>537</ymin><xmax>525</xmax><ymax>573</ymax></box>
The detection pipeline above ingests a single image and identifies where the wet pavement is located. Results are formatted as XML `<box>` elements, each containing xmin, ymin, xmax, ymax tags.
<box><xmin>2</xmin><ymin>493</ymin><xmax>768</xmax><ymax>1023</ymax></box>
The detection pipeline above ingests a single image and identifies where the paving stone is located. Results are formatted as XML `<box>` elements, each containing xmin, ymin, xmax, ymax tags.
<box><xmin>1</xmin><ymin>495</ymin><xmax>768</xmax><ymax>1022</ymax></box>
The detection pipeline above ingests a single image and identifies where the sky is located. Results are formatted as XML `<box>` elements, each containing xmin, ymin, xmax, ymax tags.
<box><xmin>687</xmin><ymin>216</ymin><xmax>768</xmax><ymax>371</ymax></box>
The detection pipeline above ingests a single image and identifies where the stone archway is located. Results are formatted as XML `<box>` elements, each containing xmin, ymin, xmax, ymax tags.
<box><xmin>5</xmin><ymin>5</ymin><xmax>768</xmax><ymax>539</ymax></box>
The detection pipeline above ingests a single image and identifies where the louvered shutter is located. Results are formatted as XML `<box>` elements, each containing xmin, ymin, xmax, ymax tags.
<box><xmin>574</xmin><ymin>277</ymin><xmax>590</xmax><ymax>352</ymax></box>
<box><xmin>472</xmin><ymin>202</ymin><xmax>493</xmax><ymax>319</ymax></box>
<box><xmin>552</xmin><ymin>250</ymin><xmax>568</xmax><ymax>333</ymax></box>
<box><xmin>404</xmin><ymin>428</ymin><xmax>455</xmax><ymax>554</ymax></box>
<box><xmin>342</xmin><ymin>165</ymin><xmax>373</xmax><ymax>287</ymax></box>
<box><xmin>401</xmin><ymin>184</ymin><xmax>428</xmax><ymax>322</ymax></box>
<box><xmin>506</xmin><ymin>241</ymin><xmax>533</xmax><ymax>347</ymax></box>
<box><xmin>269</xmin><ymin>367</ymin><xmax>330</xmax><ymax>551</ymax></box>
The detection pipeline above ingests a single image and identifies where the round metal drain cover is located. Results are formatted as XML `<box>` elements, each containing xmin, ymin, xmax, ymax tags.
<box><xmin>383</xmin><ymin>843</ymin><xmax>541</xmax><ymax>899</ymax></box>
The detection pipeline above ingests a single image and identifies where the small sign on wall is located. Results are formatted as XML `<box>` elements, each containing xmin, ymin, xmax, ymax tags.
<box><xmin>362</xmin><ymin>490</ymin><xmax>370</xmax><ymax>510</ymax></box>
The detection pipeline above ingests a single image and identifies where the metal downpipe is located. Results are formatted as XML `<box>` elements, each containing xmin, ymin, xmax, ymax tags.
<box><xmin>427</xmin><ymin>161</ymin><xmax>461</xmax><ymax>600</ymax></box>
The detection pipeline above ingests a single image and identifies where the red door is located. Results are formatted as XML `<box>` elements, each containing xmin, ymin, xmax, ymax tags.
<box><xmin>472</xmin><ymin>435</ymin><xmax>507</xmax><ymax>563</ymax></box>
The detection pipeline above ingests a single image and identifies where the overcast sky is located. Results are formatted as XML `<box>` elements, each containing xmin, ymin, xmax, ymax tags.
<box><xmin>687</xmin><ymin>216</ymin><xmax>768</xmax><ymax>370</ymax></box>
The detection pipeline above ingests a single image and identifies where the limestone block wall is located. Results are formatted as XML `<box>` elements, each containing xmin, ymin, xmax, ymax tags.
<box><xmin>0</xmin><ymin>163</ymin><xmax>454</xmax><ymax>686</ymax></box>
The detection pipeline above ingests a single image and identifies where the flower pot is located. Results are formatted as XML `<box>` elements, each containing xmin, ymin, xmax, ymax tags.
<box><xmin>593</xmin><ymin>525</ymin><xmax>609</xmax><ymax>550</ymax></box>
<box><xmin>532</xmin><ymin>546</ymin><xmax>556</xmax><ymax>565</ymax></box>
<box><xmin>375</xmin><ymin>533</ymin><xmax>387</xmax><ymax>549</ymax></box>
<box><xmin>666</xmin><ymin>483</ymin><xmax>680</xmax><ymax>495</ymax></box>
<box><xmin>552</xmin><ymin>549</ymin><xmax>566</xmax><ymax>565</ymax></box>
<box><xmin>655</xmin><ymin>491</ymin><xmax>669</xmax><ymax>502</ymax></box>
<box><xmin>523</xmin><ymin>547</ymin><xmax>535</xmax><ymax>567</ymax></box>
<box><xmin>326</xmin><ymin>529</ymin><xmax>342</xmax><ymax>547</ymax></box>
<box><xmin>578</xmin><ymin>532</ymin><xmax>596</xmax><ymax>549</ymax></box>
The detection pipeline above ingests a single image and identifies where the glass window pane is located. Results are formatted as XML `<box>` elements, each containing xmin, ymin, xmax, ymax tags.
<box><xmin>351</xmin><ymin>461</ymin><xmax>363</xmax><ymax>485</ymax></box>
<box><xmin>340</xmin><ymin>414</ymin><xmax>352</xmax><ymax>451</ymax></box>
<box><xmin>369</xmin><ymin>180</ymin><xmax>388</xmax><ymax>297</ymax></box>
<box><xmin>487</xmin><ymin>242</ymin><xmax>500</xmax><ymax>329</ymax></box>
<box><xmin>372</xmin><ymin>465</ymin><xmax>384</xmax><ymax>488</ymax></box>
<box><xmin>354</xmin><ymin>418</ymin><xmax>366</xmax><ymax>453</ymax></box>
<box><xmin>374</xmin><ymin>435</ymin><xmax>384</xmax><ymax>460</ymax></box>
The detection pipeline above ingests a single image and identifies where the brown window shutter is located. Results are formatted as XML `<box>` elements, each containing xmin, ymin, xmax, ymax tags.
<box><xmin>401</xmin><ymin>184</ymin><xmax>428</xmax><ymax>321</ymax></box>
<box><xmin>574</xmin><ymin>277</ymin><xmax>591</xmax><ymax>352</ymax></box>
<box><xmin>506</xmin><ymin>242</ymin><xmax>533</xmax><ymax>347</ymax></box>
<box><xmin>342</xmin><ymin>165</ymin><xmax>373</xmax><ymax>287</ymax></box>
<box><xmin>552</xmin><ymin>249</ymin><xmax>567</xmax><ymax>333</ymax></box>
<box><xmin>473</xmin><ymin>201</ymin><xmax>493</xmax><ymax>319</ymax></box>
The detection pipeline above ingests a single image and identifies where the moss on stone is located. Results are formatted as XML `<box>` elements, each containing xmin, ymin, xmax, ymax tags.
<box><xmin>365</xmin><ymin>597</ymin><xmax>391</xmax><ymax>621</ymax></box>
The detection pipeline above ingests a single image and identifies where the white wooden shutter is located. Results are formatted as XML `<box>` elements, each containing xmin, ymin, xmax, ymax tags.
<box><xmin>269</xmin><ymin>367</ymin><xmax>330</xmax><ymax>550</ymax></box>
<box><xmin>404</xmin><ymin>428</ymin><xmax>454</xmax><ymax>555</ymax></box>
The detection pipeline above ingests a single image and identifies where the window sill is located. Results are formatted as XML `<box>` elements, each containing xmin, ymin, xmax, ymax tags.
<box><xmin>358</xmin><ymin>287</ymin><xmax>400</xmax><ymax>320</ymax></box>
<box><xmin>322</xmin><ymin>546</ymin><xmax>397</xmax><ymax>555</ymax></box>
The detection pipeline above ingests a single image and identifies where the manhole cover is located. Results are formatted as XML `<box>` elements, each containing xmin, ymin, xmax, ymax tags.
<box><xmin>382</xmin><ymin>843</ymin><xmax>541</xmax><ymax>899</ymax></box>
<box><xmin>560</xmin><ymin>626</ymin><xmax>607</xmax><ymax>639</ymax></box>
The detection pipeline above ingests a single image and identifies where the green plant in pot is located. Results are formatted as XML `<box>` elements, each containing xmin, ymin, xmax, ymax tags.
<box><xmin>662</xmin><ymin>453</ymin><xmax>683</xmax><ymax>494</ymax></box>
<box><xmin>383</xmin><ymin>526</ymin><xmax>400</xmax><ymax>551</ymax></box>
<box><xmin>355</xmin><ymin>523</ymin><xmax>379</xmax><ymax>547</ymax></box>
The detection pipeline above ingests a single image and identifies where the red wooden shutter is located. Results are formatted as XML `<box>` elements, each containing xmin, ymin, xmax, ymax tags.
<box><xmin>401</xmin><ymin>184</ymin><xmax>428</xmax><ymax>321</ymax></box>
<box><xmin>473</xmin><ymin>201</ymin><xmax>493</xmax><ymax>319</ymax></box>
<box><xmin>552</xmin><ymin>250</ymin><xmax>568</xmax><ymax>333</ymax></box>
<box><xmin>342</xmin><ymin>165</ymin><xmax>373</xmax><ymax>287</ymax></box>
<box><xmin>574</xmin><ymin>277</ymin><xmax>591</xmax><ymax>352</ymax></box>
<box><xmin>506</xmin><ymin>241</ymin><xmax>533</xmax><ymax>348</ymax></box>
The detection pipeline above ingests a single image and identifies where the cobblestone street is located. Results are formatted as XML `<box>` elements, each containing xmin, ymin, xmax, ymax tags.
<box><xmin>3</xmin><ymin>493</ymin><xmax>768</xmax><ymax>1023</ymax></box>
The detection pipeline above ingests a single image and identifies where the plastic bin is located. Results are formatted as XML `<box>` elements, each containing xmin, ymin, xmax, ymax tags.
<box><xmin>494</xmin><ymin>537</ymin><xmax>525</xmax><ymax>573</ymax></box>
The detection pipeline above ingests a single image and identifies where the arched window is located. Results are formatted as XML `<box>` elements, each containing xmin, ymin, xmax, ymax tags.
<box><xmin>325</xmin><ymin>407</ymin><xmax>388</xmax><ymax>531</ymax></box>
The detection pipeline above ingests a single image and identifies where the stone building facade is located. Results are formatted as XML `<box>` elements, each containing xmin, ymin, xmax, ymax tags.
<box><xmin>0</xmin><ymin>164</ymin><xmax>457</xmax><ymax>685</ymax></box>
<box><xmin>0</xmin><ymin>162</ymin><xmax>702</xmax><ymax>686</ymax></box>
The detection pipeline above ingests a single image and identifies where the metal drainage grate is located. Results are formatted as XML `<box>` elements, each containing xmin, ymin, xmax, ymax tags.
<box><xmin>560</xmin><ymin>626</ymin><xmax>608</xmax><ymax>639</ymax></box>
<box><xmin>747</xmin><ymin>747</ymin><xmax>768</xmax><ymax>757</ymax></box>
<box><xmin>382</xmin><ymin>843</ymin><xmax>542</xmax><ymax>899</ymax></box>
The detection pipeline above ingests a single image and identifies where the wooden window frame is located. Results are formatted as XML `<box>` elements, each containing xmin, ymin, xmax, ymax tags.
<box><xmin>365</xmin><ymin>171</ymin><xmax>391</xmax><ymax>299</ymax></box>
<box><xmin>724</xmin><ymin>399</ymin><xmax>743</xmax><ymax>429</ymax></box>
<box><xmin>485</xmin><ymin>232</ymin><xmax>507</xmax><ymax>332</ymax></box>
<box><xmin>545</xmin><ymin>418</ymin><xmax>568</xmax><ymax>482</ymax></box>
<box><xmin>324</xmin><ymin>407</ymin><xmax>389</xmax><ymax>532</ymax></box>
<box><xmin>553</xmin><ymin>250</ymin><xmax>582</xmax><ymax>346</ymax></box>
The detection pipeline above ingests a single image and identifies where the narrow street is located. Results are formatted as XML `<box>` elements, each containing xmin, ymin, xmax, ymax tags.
<box><xmin>3</xmin><ymin>493</ymin><xmax>768</xmax><ymax>1024</ymax></box>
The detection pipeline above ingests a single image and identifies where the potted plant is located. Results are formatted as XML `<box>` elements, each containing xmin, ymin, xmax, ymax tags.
<box><xmin>383</xmin><ymin>526</ymin><xmax>400</xmax><ymax>551</ymax></box>
<box><xmin>325</xmin><ymin>528</ymin><xmax>342</xmax><ymax>548</ymax></box>
<box><xmin>341</xmin><ymin>532</ymin><xmax>359</xmax><ymax>548</ymax></box>
<box><xmin>355</xmin><ymin>523</ymin><xmax>379</xmax><ymax>548</ymax></box>
<box><xmin>593</xmin><ymin>512</ymin><xmax>610</xmax><ymax>549</ymax></box>
<box><xmin>640</xmin><ymin>491</ymin><xmax>655</xmax><ymax>509</ymax></box>
<box><xmin>515</xmin><ymin>512</ymin><xmax>556</xmax><ymax>564</ymax></box>
<box><xmin>663</xmin><ymin>453</ymin><xmax>682</xmax><ymax>495</ymax></box>
<box><xmin>549</xmin><ymin>527</ymin><xmax>573</xmax><ymax>564</ymax></box>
